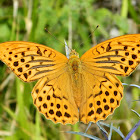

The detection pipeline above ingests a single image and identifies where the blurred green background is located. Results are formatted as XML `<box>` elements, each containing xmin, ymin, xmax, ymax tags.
<box><xmin>0</xmin><ymin>0</ymin><xmax>140</xmax><ymax>140</ymax></box>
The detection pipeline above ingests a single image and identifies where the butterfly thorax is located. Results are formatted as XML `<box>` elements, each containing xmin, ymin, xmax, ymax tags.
<box><xmin>68</xmin><ymin>50</ymin><xmax>81</xmax><ymax>75</ymax></box>
<box><xmin>68</xmin><ymin>50</ymin><xmax>82</xmax><ymax>107</ymax></box>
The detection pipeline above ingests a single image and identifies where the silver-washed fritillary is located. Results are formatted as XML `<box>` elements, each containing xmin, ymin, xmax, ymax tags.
<box><xmin>0</xmin><ymin>34</ymin><xmax>140</xmax><ymax>124</ymax></box>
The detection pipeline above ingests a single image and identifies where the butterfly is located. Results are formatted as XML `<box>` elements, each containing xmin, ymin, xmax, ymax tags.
<box><xmin>0</xmin><ymin>34</ymin><xmax>140</xmax><ymax>125</ymax></box>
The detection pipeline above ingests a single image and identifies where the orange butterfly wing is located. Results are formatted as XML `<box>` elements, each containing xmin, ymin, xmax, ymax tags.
<box><xmin>79</xmin><ymin>34</ymin><xmax>140</xmax><ymax>123</ymax></box>
<box><xmin>0</xmin><ymin>41</ymin><xmax>79</xmax><ymax>124</ymax></box>
<box><xmin>0</xmin><ymin>41</ymin><xmax>68</xmax><ymax>82</ymax></box>
<box><xmin>81</xmin><ymin>34</ymin><xmax>140</xmax><ymax>76</ymax></box>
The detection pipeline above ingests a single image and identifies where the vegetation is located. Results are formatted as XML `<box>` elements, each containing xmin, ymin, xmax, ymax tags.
<box><xmin>0</xmin><ymin>0</ymin><xmax>140</xmax><ymax>139</ymax></box>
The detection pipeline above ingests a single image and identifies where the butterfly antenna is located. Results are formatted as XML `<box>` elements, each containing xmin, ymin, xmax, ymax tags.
<box><xmin>45</xmin><ymin>28</ymin><xmax>65</xmax><ymax>45</ymax></box>
<box><xmin>79</xmin><ymin>25</ymin><xmax>99</xmax><ymax>47</ymax></box>
<box><xmin>45</xmin><ymin>28</ymin><xmax>72</xmax><ymax>52</ymax></box>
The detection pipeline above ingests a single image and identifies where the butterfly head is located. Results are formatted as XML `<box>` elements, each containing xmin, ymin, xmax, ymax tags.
<box><xmin>69</xmin><ymin>49</ymin><xmax>79</xmax><ymax>58</ymax></box>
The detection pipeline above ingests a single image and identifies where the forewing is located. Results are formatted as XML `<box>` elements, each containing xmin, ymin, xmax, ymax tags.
<box><xmin>0</xmin><ymin>41</ymin><xmax>68</xmax><ymax>82</ymax></box>
<box><xmin>81</xmin><ymin>34</ymin><xmax>140</xmax><ymax>76</ymax></box>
